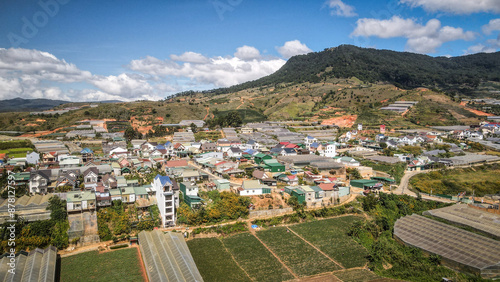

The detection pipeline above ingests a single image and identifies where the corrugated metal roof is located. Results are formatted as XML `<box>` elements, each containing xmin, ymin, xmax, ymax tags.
<box><xmin>0</xmin><ymin>246</ymin><xmax>56</xmax><ymax>282</ymax></box>
<box><xmin>139</xmin><ymin>230</ymin><xmax>203</xmax><ymax>282</ymax></box>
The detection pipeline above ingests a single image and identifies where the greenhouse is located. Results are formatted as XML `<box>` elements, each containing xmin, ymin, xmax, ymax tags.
<box><xmin>394</xmin><ymin>214</ymin><xmax>500</xmax><ymax>279</ymax></box>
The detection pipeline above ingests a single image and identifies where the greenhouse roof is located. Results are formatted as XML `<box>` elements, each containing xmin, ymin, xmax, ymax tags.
<box><xmin>394</xmin><ymin>214</ymin><xmax>500</xmax><ymax>276</ymax></box>
<box><xmin>138</xmin><ymin>230</ymin><xmax>203</xmax><ymax>282</ymax></box>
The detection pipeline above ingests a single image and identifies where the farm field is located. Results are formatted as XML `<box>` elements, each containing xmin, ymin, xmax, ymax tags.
<box><xmin>187</xmin><ymin>238</ymin><xmax>251</xmax><ymax>282</ymax></box>
<box><xmin>333</xmin><ymin>269</ymin><xmax>381</xmax><ymax>282</ymax></box>
<box><xmin>60</xmin><ymin>248</ymin><xmax>144</xmax><ymax>282</ymax></box>
<box><xmin>256</xmin><ymin>226</ymin><xmax>342</xmax><ymax>277</ymax></box>
<box><xmin>290</xmin><ymin>216</ymin><xmax>368</xmax><ymax>268</ymax></box>
<box><xmin>0</xmin><ymin>147</ymin><xmax>32</xmax><ymax>158</ymax></box>
<box><xmin>222</xmin><ymin>233</ymin><xmax>294</xmax><ymax>282</ymax></box>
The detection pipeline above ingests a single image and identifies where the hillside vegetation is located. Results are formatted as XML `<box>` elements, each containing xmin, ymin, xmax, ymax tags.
<box><xmin>2</xmin><ymin>45</ymin><xmax>498</xmax><ymax>133</ymax></box>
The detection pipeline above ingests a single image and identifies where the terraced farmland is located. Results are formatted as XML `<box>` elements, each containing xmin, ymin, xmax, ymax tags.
<box><xmin>222</xmin><ymin>233</ymin><xmax>295</xmax><ymax>282</ymax></box>
<box><xmin>290</xmin><ymin>216</ymin><xmax>368</xmax><ymax>268</ymax></box>
<box><xmin>187</xmin><ymin>238</ymin><xmax>251</xmax><ymax>282</ymax></box>
<box><xmin>256</xmin><ymin>227</ymin><xmax>342</xmax><ymax>277</ymax></box>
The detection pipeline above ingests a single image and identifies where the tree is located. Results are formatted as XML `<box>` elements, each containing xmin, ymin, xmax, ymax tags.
<box><xmin>190</xmin><ymin>123</ymin><xmax>198</xmax><ymax>133</ymax></box>
<box><xmin>47</xmin><ymin>196</ymin><xmax>67</xmax><ymax>222</ymax></box>
<box><xmin>347</xmin><ymin>168</ymin><xmax>362</xmax><ymax>180</ymax></box>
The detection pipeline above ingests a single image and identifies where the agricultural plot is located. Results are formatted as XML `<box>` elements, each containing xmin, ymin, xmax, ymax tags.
<box><xmin>187</xmin><ymin>238</ymin><xmax>251</xmax><ymax>282</ymax></box>
<box><xmin>256</xmin><ymin>227</ymin><xmax>341</xmax><ymax>277</ymax></box>
<box><xmin>60</xmin><ymin>248</ymin><xmax>144</xmax><ymax>282</ymax></box>
<box><xmin>333</xmin><ymin>269</ymin><xmax>380</xmax><ymax>282</ymax></box>
<box><xmin>290</xmin><ymin>216</ymin><xmax>368</xmax><ymax>268</ymax></box>
<box><xmin>0</xmin><ymin>147</ymin><xmax>32</xmax><ymax>158</ymax></box>
<box><xmin>222</xmin><ymin>233</ymin><xmax>294</xmax><ymax>282</ymax></box>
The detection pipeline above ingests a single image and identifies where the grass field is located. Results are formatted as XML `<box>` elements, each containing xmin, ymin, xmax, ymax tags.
<box><xmin>333</xmin><ymin>269</ymin><xmax>380</xmax><ymax>282</ymax></box>
<box><xmin>256</xmin><ymin>227</ymin><xmax>341</xmax><ymax>277</ymax></box>
<box><xmin>222</xmin><ymin>233</ymin><xmax>294</xmax><ymax>282</ymax></box>
<box><xmin>187</xmin><ymin>238</ymin><xmax>251</xmax><ymax>282</ymax></box>
<box><xmin>290</xmin><ymin>216</ymin><xmax>368</xmax><ymax>269</ymax></box>
<box><xmin>60</xmin><ymin>248</ymin><xmax>144</xmax><ymax>282</ymax></box>
<box><xmin>410</xmin><ymin>164</ymin><xmax>500</xmax><ymax>196</ymax></box>
<box><xmin>0</xmin><ymin>147</ymin><xmax>32</xmax><ymax>158</ymax></box>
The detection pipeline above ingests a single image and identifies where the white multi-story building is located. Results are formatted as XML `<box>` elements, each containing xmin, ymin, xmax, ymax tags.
<box><xmin>152</xmin><ymin>174</ymin><xmax>179</xmax><ymax>227</ymax></box>
<box><xmin>320</xmin><ymin>143</ymin><xmax>337</xmax><ymax>158</ymax></box>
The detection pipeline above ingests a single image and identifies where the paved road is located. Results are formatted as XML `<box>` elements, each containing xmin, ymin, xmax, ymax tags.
<box><xmin>395</xmin><ymin>170</ymin><xmax>456</xmax><ymax>203</ymax></box>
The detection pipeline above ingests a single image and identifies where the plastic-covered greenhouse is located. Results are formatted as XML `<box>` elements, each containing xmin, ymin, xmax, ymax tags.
<box><xmin>423</xmin><ymin>204</ymin><xmax>500</xmax><ymax>239</ymax></box>
<box><xmin>394</xmin><ymin>214</ymin><xmax>500</xmax><ymax>279</ymax></box>
<box><xmin>138</xmin><ymin>230</ymin><xmax>203</xmax><ymax>282</ymax></box>
<box><xmin>0</xmin><ymin>246</ymin><xmax>57</xmax><ymax>282</ymax></box>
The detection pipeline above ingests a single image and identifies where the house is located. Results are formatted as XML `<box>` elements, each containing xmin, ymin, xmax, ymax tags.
<box><xmin>201</xmin><ymin>142</ymin><xmax>217</xmax><ymax>152</ymax></box>
<box><xmin>253</xmin><ymin>153</ymin><xmax>272</xmax><ymax>164</ymax></box>
<box><xmin>337</xmin><ymin>156</ymin><xmax>359</xmax><ymax>167</ymax></box>
<box><xmin>252</xmin><ymin>170</ymin><xmax>277</xmax><ymax>186</ymax></box>
<box><xmin>26</xmin><ymin>152</ymin><xmax>40</xmax><ymax>165</ymax></box>
<box><xmin>95</xmin><ymin>186</ymin><xmax>112</xmax><ymax>208</ymax></box>
<box><xmin>180</xmin><ymin>182</ymin><xmax>199</xmax><ymax>196</ymax></box>
<box><xmin>280</xmin><ymin>148</ymin><xmax>297</xmax><ymax>156</ymax></box>
<box><xmin>179</xmin><ymin>169</ymin><xmax>207</xmax><ymax>182</ymax></box>
<box><xmin>83</xmin><ymin>167</ymin><xmax>99</xmax><ymax>184</ymax></box>
<box><xmin>214</xmin><ymin>179</ymin><xmax>230</xmax><ymax>190</ymax></box>
<box><xmin>173</xmin><ymin>143</ymin><xmax>185</xmax><ymax>154</ymax></box>
<box><xmin>152</xmin><ymin>174</ymin><xmax>179</xmax><ymax>227</ymax></box>
<box><xmin>319</xmin><ymin>143</ymin><xmax>336</xmax><ymax>158</ymax></box>
<box><xmin>80</xmin><ymin>148</ymin><xmax>94</xmax><ymax>162</ymax></box>
<box><xmin>29</xmin><ymin>170</ymin><xmax>51</xmax><ymax>194</ymax></box>
<box><xmin>276</xmin><ymin>174</ymin><xmax>299</xmax><ymax>186</ymax></box>
<box><xmin>227</xmin><ymin>147</ymin><xmax>243</xmax><ymax>158</ymax></box>
<box><xmin>304</xmin><ymin>136</ymin><xmax>318</xmax><ymax>149</ymax></box>
<box><xmin>120</xmin><ymin>187</ymin><xmax>136</xmax><ymax>203</ymax></box>
<box><xmin>42</xmin><ymin>152</ymin><xmax>57</xmax><ymax>164</ymax></box>
<box><xmin>55</xmin><ymin>169</ymin><xmax>80</xmax><ymax>191</ymax></box>
<box><xmin>238</xmin><ymin>180</ymin><xmax>271</xmax><ymax>196</ymax></box>
<box><xmin>66</xmin><ymin>191</ymin><xmax>96</xmax><ymax>212</ymax></box>
<box><xmin>246</xmin><ymin>140</ymin><xmax>260</xmax><ymax>150</ymax></box>
<box><xmin>260</xmin><ymin>159</ymin><xmax>285</xmax><ymax>172</ymax></box>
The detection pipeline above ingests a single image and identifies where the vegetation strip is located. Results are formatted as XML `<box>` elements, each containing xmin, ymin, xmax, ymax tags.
<box><xmin>219</xmin><ymin>238</ymin><xmax>254</xmax><ymax>281</ymax></box>
<box><xmin>287</xmin><ymin>226</ymin><xmax>345</xmax><ymax>269</ymax></box>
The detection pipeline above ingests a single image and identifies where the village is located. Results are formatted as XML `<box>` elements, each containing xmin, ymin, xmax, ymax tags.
<box><xmin>1</xmin><ymin>116</ymin><xmax>500</xmax><ymax>281</ymax></box>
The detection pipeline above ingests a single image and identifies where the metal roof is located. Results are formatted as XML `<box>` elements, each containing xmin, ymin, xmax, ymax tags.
<box><xmin>394</xmin><ymin>214</ymin><xmax>500</xmax><ymax>276</ymax></box>
<box><xmin>138</xmin><ymin>230</ymin><xmax>203</xmax><ymax>282</ymax></box>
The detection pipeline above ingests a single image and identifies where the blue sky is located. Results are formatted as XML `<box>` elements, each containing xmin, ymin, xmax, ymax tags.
<box><xmin>0</xmin><ymin>0</ymin><xmax>499</xmax><ymax>101</ymax></box>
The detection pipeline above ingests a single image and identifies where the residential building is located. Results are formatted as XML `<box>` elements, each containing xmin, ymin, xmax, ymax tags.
<box><xmin>152</xmin><ymin>175</ymin><xmax>178</xmax><ymax>227</ymax></box>
<box><xmin>238</xmin><ymin>180</ymin><xmax>271</xmax><ymax>196</ymax></box>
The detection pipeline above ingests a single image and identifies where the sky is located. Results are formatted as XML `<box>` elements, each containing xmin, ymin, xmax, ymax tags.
<box><xmin>0</xmin><ymin>0</ymin><xmax>499</xmax><ymax>102</ymax></box>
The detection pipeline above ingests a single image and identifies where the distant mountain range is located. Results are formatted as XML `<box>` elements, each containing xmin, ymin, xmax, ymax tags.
<box><xmin>0</xmin><ymin>98</ymin><xmax>123</xmax><ymax>112</ymax></box>
<box><xmin>0</xmin><ymin>98</ymin><xmax>69</xmax><ymax>112</ymax></box>
<box><xmin>203</xmin><ymin>45</ymin><xmax>500</xmax><ymax>96</ymax></box>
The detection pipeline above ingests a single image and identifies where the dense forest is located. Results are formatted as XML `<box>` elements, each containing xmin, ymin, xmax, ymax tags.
<box><xmin>195</xmin><ymin>45</ymin><xmax>500</xmax><ymax>96</ymax></box>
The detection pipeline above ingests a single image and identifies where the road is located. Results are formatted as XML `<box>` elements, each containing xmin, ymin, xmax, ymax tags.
<box><xmin>395</xmin><ymin>170</ymin><xmax>456</xmax><ymax>203</ymax></box>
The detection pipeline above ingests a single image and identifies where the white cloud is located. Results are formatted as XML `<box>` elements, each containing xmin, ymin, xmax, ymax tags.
<box><xmin>0</xmin><ymin>48</ymin><xmax>92</xmax><ymax>82</ymax></box>
<box><xmin>325</xmin><ymin>0</ymin><xmax>357</xmax><ymax>17</ymax></box>
<box><xmin>276</xmin><ymin>40</ymin><xmax>313</xmax><ymax>59</ymax></box>
<box><xmin>128</xmin><ymin>45</ymin><xmax>286</xmax><ymax>88</ymax></box>
<box><xmin>466</xmin><ymin>34</ymin><xmax>500</xmax><ymax>54</ymax></box>
<box><xmin>90</xmin><ymin>73</ymin><xmax>155</xmax><ymax>98</ymax></box>
<box><xmin>351</xmin><ymin>16</ymin><xmax>475</xmax><ymax>53</ymax></box>
<box><xmin>482</xmin><ymin>18</ymin><xmax>500</xmax><ymax>35</ymax></box>
<box><xmin>400</xmin><ymin>0</ymin><xmax>500</xmax><ymax>14</ymax></box>
<box><xmin>234</xmin><ymin>45</ymin><xmax>261</xmax><ymax>60</ymax></box>
<box><xmin>170</xmin><ymin>51</ymin><xmax>210</xmax><ymax>64</ymax></box>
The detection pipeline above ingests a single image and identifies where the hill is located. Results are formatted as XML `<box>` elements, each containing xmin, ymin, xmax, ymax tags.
<box><xmin>205</xmin><ymin>45</ymin><xmax>500</xmax><ymax>96</ymax></box>
<box><xmin>0</xmin><ymin>98</ymin><xmax>69</xmax><ymax>112</ymax></box>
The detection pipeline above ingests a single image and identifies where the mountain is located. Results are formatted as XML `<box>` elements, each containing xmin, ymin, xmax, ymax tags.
<box><xmin>204</xmin><ymin>45</ymin><xmax>500</xmax><ymax>96</ymax></box>
<box><xmin>0</xmin><ymin>98</ymin><xmax>69</xmax><ymax>112</ymax></box>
